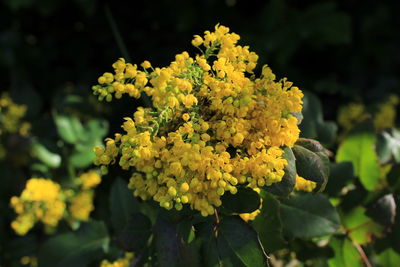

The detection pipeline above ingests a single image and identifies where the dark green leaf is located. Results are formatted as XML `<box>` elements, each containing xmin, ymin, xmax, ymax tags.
<box><xmin>197</xmin><ymin>222</ymin><xmax>221</xmax><ymax>267</ymax></box>
<box><xmin>116</xmin><ymin>213</ymin><xmax>151</xmax><ymax>252</ymax></box>
<box><xmin>366</xmin><ymin>194</ymin><xmax>396</xmax><ymax>226</ymax></box>
<box><xmin>109</xmin><ymin>178</ymin><xmax>139</xmax><ymax>231</ymax></box>
<box><xmin>38</xmin><ymin>220</ymin><xmax>109</xmax><ymax>267</ymax></box>
<box><xmin>252</xmin><ymin>192</ymin><xmax>286</xmax><ymax>252</ymax></box>
<box><xmin>266</xmin><ymin>147</ymin><xmax>296</xmax><ymax>196</ymax></box>
<box><xmin>221</xmin><ymin>187</ymin><xmax>260</xmax><ymax>214</ymax></box>
<box><xmin>387</xmin><ymin>164</ymin><xmax>400</xmax><ymax>193</ymax></box>
<box><xmin>292</xmin><ymin>141</ymin><xmax>329</xmax><ymax>192</ymax></box>
<box><xmin>218</xmin><ymin>216</ymin><xmax>267</xmax><ymax>266</ymax></box>
<box><xmin>300</xmin><ymin>91</ymin><xmax>337</xmax><ymax>146</ymax></box>
<box><xmin>281</xmin><ymin>194</ymin><xmax>340</xmax><ymax>239</ymax></box>
<box><xmin>336</xmin><ymin>130</ymin><xmax>380</xmax><ymax>191</ymax></box>
<box><xmin>325</xmin><ymin>162</ymin><xmax>354</xmax><ymax>197</ymax></box>
<box><xmin>154</xmin><ymin>216</ymin><xmax>201</xmax><ymax>267</ymax></box>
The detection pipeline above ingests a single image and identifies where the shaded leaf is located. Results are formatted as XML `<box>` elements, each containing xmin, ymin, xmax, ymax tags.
<box><xmin>109</xmin><ymin>178</ymin><xmax>139</xmax><ymax>231</ymax></box>
<box><xmin>281</xmin><ymin>194</ymin><xmax>340</xmax><ymax>239</ymax></box>
<box><xmin>366</xmin><ymin>194</ymin><xmax>396</xmax><ymax>226</ymax></box>
<box><xmin>38</xmin><ymin>221</ymin><xmax>109</xmax><ymax>267</ymax></box>
<box><xmin>325</xmin><ymin>162</ymin><xmax>354</xmax><ymax>197</ymax></box>
<box><xmin>252</xmin><ymin>192</ymin><xmax>286</xmax><ymax>252</ymax></box>
<box><xmin>219</xmin><ymin>216</ymin><xmax>267</xmax><ymax>266</ymax></box>
<box><xmin>292</xmin><ymin>140</ymin><xmax>329</xmax><ymax>192</ymax></box>
<box><xmin>116</xmin><ymin>213</ymin><xmax>151</xmax><ymax>252</ymax></box>
<box><xmin>266</xmin><ymin>147</ymin><xmax>296</xmax><ymax>196</ymax></box>
<box><xmin>221</xmin><ymin>187</ymin><xmax>260</xmax><ymax>214</ymax></box>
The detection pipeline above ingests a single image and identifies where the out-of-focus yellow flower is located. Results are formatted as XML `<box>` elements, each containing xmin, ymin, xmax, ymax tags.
<box><xmin>100</xmin><ymin>253</ymin><xmax>134</xmax><ymax>267</ymax></box>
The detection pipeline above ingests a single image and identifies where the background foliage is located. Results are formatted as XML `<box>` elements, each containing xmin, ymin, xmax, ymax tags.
<box><xmin>1</xmin><ymin>0</ymin><xmax>399</xmax><ymax>266</ymax></box>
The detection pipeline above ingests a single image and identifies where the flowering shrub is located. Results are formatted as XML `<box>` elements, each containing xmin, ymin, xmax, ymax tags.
<box><xmin>1</xmin><ymin>24</ymin><xmax>399</xmax><ymax>267</ymax></box>
<box><xmin>92</xmin><ymin>25</ymin><xmax>304</xmax><ymax>217</ymax></box>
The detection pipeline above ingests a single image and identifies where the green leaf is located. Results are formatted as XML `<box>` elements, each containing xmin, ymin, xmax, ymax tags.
<box><xmin>54</xmin><ymin>114</ymin><xmax>83</xmax><ymax>144</ymax></box>
<box><xmin>252</xmin><ymin>192</ymin><xmax>286</xmax><ymax>252</ymax></box>
<box><xmin>336</xmin><ymin>130</ymin><xmax>380</xmax><ymax>191</ymax></box>
<box><xmin>38</xmin><ymin>220</ymin><xmax>109</xmax><ymax>267</ymax></box>
<box><xmin>70</xmin><ymin>148</ymin><xmax>95</xmax><ymax>168</ymax></box>
<box><xmin>325</xmin><ymin>162</ymin><xmax>354</xmax><ymax>197</ymax></box>
<box><xmin>300</xmin><ymin>91</ymin><xmax>337</xmax><ymax>146</ymax></box>
<box><xmin>387</xmin><ymin>164</ymin><xmax>400</xmax><ymax>193</ymax></box>
<box><xmin>327</xmin><ymin>236</ymin><xmax>362</xmax><ymax>267</ymax></box>
<box><xmin>377</xmin><ymin>130</ymin><xmax>400</xmax><ymax>164</ymax></box>
<box><xmin>366</xmin><ymin>194</ymin><xmax>396</xmax><ymax>226</ymax></box>
<box><xmin>116</xmin><ymin>213</ymin><xmax>151</xmax><ymax>252</ymax></box>
<box><xmin>109</xmin><ymin>178</ymin><xmax>139</xmax><ymax>231</ymax></box>
<box><xmin>197</xmin><ymin>222</ymin><xmax>221</xmax><ymax>267</ymax></box>
<box><xmin>154</xmin><ymin>216</ymin><xmax>201</xmax><ymax>267</ymax></box>
<box><xmin>342</xmin><ymin>207</ymin><xmax>383</xmax><ymax>245</ymax></box>
<box><xmin>31</xmin><ymin>141</ymin><xmax>61</xmax><ymax>168</ymax></box>
<box><xmin>218</xmin><ymin>216</ymin><xmax>267</xmax><ymax>266</ymax></box>
<box><xmin>292</xmin><ymin>139</ymin><xmax>329</xmax><ymax>192</ymax></box>
<box><xmin>376</xmin><ymin>248</ymin><xmax>400</xmax><ymax>266</ymax></box>
<box><xmin>280</xmin><ymin>193</ymin><xmax>340</xmax><ymax>239</ymax></box>
<box><xmin>266</xmin><ymin>147</ymin><xmax>296</xmax><ymax>196</ymax></box>
<box><xmin>221</xmin><ymin>187</ymin><xmax>260</xmax><ymax>214</ymax></box>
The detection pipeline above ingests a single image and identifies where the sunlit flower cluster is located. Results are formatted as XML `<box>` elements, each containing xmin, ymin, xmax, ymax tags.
<box><xmin>92</xmin><ymin>25</ymin><xmax>303</xmax><ymax>216</ymax></box>
<box><xmin>10</xmin><ymin>171</ymin><xmax>101</xmax><ymax>235</ymax></box>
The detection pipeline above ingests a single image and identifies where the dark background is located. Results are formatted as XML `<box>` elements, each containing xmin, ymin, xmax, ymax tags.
<box><xmin>1</xmin><ymin>0</ymin><xmax>399</xmax><ymax>123</ymax></box>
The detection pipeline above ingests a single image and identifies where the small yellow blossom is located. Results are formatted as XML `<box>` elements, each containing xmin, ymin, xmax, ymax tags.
<box><xmin>141</xmin><ymin>61</ymin><xmax>151</xmax><ymax>69</ymax></box>
<box><xmin>80</xmin><ymin>171</ymin><xmax>102</xmax><ymax>190</ymax></box>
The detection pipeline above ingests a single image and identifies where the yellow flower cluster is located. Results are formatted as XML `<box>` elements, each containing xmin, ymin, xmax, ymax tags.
<box><xmin>338</xmin><ymin>95</ymin><xmax>398</xmax><ymax>133</ymax></box>
<box><xmin>294</xmin><ymin>175</ymin><xmax>316</xmax><ymax>192</ymax></box>
<box><xmin>10</xmin><ymin>171</ymin><xmax>102</xmax><ymax>235</ymax></box>
<box><xmin>68</xmin><ymin>171</ymin><xmax>101</xmax><ymax>222</ymax></box>
<box><xmin>373</xmin><ymin>95</ymin><xmax>398</xmax><ymax>131</ymax></box>
<box><xmin>0</xmin><ymin>93</ymin><xmax>30</xmax><ymax>137</ymax></box>
<box><xmin>93</xmin><ymin>25</ymin><xmax>303</xmax><ymax>216</ymax></box>
<box><xmin>100</xmin><ymin>253</ymin><xmax>134</xmax><ymax>267</ymax></box>
<box><xmin>10</xmin><ymin>178</ymin><xmax>66</xmax><ymax>235</ymax></box>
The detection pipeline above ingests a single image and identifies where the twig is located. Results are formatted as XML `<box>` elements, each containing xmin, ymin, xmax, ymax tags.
<box><xmin>351</xmin><ymin>240</ymin><xmax>372</xmax><ymax>267</ymax></box>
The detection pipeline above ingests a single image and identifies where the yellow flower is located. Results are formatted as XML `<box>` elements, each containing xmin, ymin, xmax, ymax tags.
<box><xmin>80</xmin><ymin>171</ymin><xmax>101</xmax><ymax>190</ymax></box>
<box><xmin>141</xmin><ymin>60</ymin><xmax>152</xmax><ymax>69</ymax></box>
<box><xmin>294</xmin><ymin>175</ymin><xmax>316</xmax><ymax>192</ymax></box>
<box><xmin>69</xmin><ymin>191</ymin><xmax>94</xmax><ymax>221</ymax></box>
<box><xmin>100</xmin><ymin>253</ymin><xmax>134</xmax><ymax>267</ymax></box>
<box><xmin>10</xmin><ymin>178</ymin><xmax>66</xmax><ymax>235</ymax></box>
<box><xmin>191</xmin><ymin>35</ymin><xmax>203</xmax><ymax>47</ymax></box>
